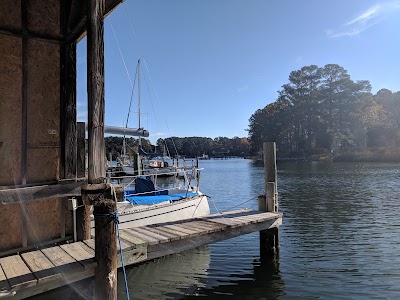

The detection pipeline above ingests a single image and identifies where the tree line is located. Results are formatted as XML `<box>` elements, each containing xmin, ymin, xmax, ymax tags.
<box><xmin>247</xmin><ymin>64</ymin><xmax>400</xmax><ymax>160</ymax></box>
<box><xmin>105</xmin><ymin>136</ymin><xmax>250</xmax><ymax>159</ymax></box>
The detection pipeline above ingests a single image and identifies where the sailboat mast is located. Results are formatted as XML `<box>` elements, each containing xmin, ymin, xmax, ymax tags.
<box><xmin>138</xmin><ymin>59</ymin><xmax>141</xmax><ymax>147</ymax></box>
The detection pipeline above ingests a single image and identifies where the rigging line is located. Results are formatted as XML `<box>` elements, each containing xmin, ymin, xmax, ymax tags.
<box><xmin>108</xmin><ymin>18</ymin><xmax>134</xmax><ymax>89</ymax></box>
<box><xmin>142</xmin><ymin>66</ymin><xmax>177</xmax><ymax>157</ymax></box>
<box><xmin>122</xmin><ymin>4</ymin><xmax>145</xmax><ymax>58</ymax></box>
<box><xmin>125</xmin><ymin>63</ymin><xmax>139</xmax><ymax>128</ymax></box>
<box><xmin>109</xmin><ymin>16</ymin><xmax>140</xmax><ymax>143</ymax></box>
<box><xmin>142</xmin><ymin>59</ymin><xmax>179</xmax><ymax>156</ymax></box>
<box><xmin>140</xmin><ymin>69</ymin><xmax>173</xmax><ymax>159</ymax></box>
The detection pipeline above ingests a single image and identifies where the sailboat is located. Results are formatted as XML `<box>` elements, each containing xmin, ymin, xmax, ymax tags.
<box><xmin>101</xmin><ymin>59</ymin><xmax>210</xmax><ymax>229</ymax></box>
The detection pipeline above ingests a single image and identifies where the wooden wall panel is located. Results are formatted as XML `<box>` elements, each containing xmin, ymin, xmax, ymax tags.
<box><xmin>0</xmin><ymin>35</ymin><xmax>22</xmax><ymax>186</ymax></box>
<box><xmin>27</xmin><ymin>0</ymin><xmax>61</xmax><ymax>38</ymax></box>
<box><xmin>0</xmin><ymin>0</ymin><xmax>21</xmax><ymax>30</ymax></box>
<box><xmin>26</xmin><ymin>198</ymin><xmax>61</xmax><ymax>245</ymax></box>
<box><xmin>0</xmin><ymin>204</ymin><xmax>22</xmax><ymax>252</ymax></box>
<box><xmin>26</xmin><ymin>40</ymin><xmax>60</xmax><ymax>183</ymax></box>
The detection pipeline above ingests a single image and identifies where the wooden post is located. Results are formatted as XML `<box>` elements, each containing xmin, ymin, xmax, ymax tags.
<box><xmin>263</xmin><ymin>142</ymin><xmax>277</xmax><ymax>211</ymax></box>
<box><xmin>87</xmin><ymin>0</ymin><xmax>105</xmax><ymax>184</ymax></box>
<box><xmin>76</xmin><ymin>122</ymin><xmax>90</xmax><ymax>241</ymax></box>
<box><xmin>60</xmin><ymin>41</ymin><xmax>77</xmax><ymax>179</ymax></box>
<box><xmin>259</xmin><ymin>142</ymin><xmax>279</xmax><ymax>261</ymax></box>
<box><xmin>81</xmin><ymin>184</ymin><xmax>117</xmax><ymax>300</ymax></box>
<box><xmin>76</xmin><ymin>197</ymin><xmax>91</xmax><ymax>241</ymax></box>
<box><xmin>86</xmin><ymin>0</ymin><xmax>115</xmax><ymax>298</ymax></box>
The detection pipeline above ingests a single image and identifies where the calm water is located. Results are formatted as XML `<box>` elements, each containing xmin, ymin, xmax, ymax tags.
<box><xmin>36</xmin><ymin>159</ymin><xmax>400</xmax><ymax>299</ymax></box>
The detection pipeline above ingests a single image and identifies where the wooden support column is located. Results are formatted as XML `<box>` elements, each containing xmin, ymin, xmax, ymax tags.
<box><xmin>60</xmin><ymin>41</ymin><xmax>77</xmax><ymax>179</ymax></box>
<box><xmin>259</xmin><ymin>142</ymin><xmax>279</xmax><ymax>261</ymax></box>
<box><xmin>76</xmin><ymin>197</ymin><xmax>91</xmax><ymax>241</ymax></box>
<box><xmin>86</xmin><ymin>0</ymin><xmax>115</xmax><ymax>298</ymax></box>
<box><xmin>87</xmin><ymin>0</ymin><xmax>106</xmax><ymax>183</ymax></box>
<box><xmin>82</xmin><ymin>184</ymin><xmax>117</xmax><ymax>300</ymax></box>
<box><xmin>21</xmin><ymin>0</ymin><xmax>28</xmax><ymax>186</ymax></box>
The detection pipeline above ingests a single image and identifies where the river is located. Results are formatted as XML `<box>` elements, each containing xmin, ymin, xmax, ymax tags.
<box><xmin>36</xmin><ymin>159</ymin><xmax>400</xmax><ymax>299</ymax></box>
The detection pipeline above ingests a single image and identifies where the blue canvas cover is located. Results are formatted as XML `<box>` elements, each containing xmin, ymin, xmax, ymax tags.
<box><xmin>124</xmin><ymin>191</ymin><xmax>199</xmax><ymax>205</ymax></box>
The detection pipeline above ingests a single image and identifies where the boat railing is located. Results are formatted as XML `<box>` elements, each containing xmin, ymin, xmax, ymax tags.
<box><xmin>106</xmin><ymin>167</ymin><xmax>203</xmax><ymax>193</ymax></box>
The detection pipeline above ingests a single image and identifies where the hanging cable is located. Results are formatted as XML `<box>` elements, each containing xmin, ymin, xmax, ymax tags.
<box><xmin>108</xmin><ymin>18</ymin><xmax>134</xmax><ymax>89</ymax></box>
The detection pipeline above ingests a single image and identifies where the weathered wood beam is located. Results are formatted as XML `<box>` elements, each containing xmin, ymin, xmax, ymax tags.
<box><xmin>21</xmin><ymin>0</ymin><xmax>28</xmax><ymax>185</ymax></box>
<box><xmin>87</xmin><ymin>0</ymin><xmax>106</xmax><ymax>184</ymax></box>
<box><xmin>60</xmin><ymin>41</ymin><xmax>77</xmax><ymax>179</ymax></box>
<box><xmin>0</xmin><ymin>180</ymin><xmax>86</xmax><ymax>204</ymax></box>
<box><xmin>66</xmin><ymin>0</ymin><xmax>125</xmax><ymax>43</ymax></box>
<box><xmin>0</xmin><ymin>28</ymin><xmax>64</xmax><ymax>44</ymax></box>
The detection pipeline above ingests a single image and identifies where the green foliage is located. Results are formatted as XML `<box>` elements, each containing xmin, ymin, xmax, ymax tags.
<box><xmin>105</xmin><ymin>136</ymin><xmax>250</xmax><ymax>159</ymax></box>
<box><xmin>248</xmin><ymin>64</ymin><xmax>400</xmax><ymax>159</ymax></box>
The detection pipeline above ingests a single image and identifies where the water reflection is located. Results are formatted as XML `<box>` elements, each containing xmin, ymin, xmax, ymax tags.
<box><xmin>122</xmin><ymin>246</ymin><xmax>210</xmax><ymax>299</ymax></box>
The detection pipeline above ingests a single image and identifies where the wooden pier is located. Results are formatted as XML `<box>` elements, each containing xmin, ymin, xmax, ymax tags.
<box><xmin>0</xmin><ymin>209</ymin><xmax>281</xmax><ymax>299</ymax></box>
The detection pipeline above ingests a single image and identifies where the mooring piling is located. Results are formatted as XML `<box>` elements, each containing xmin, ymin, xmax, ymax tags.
<box><xmin>259</xmin><ymin>142</ymin><xmax>279</xmax><ymax>260</ymax></box>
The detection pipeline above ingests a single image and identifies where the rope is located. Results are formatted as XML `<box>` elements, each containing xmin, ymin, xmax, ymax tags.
<box><xmin>220</xmin><ymin>197</ymin><xmax>256</xmax><ymax>213</ymax></box>
<box><xmin>204</xmin><ymin>195</ymin><xmax>220</xmax><ymax>214</ymax></box>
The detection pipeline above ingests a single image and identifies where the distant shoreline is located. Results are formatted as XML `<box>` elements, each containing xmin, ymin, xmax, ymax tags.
<box><xmin>253</xmin><ymin>148</ymin><xmax>400</xmax><ymax>163</ymax></box>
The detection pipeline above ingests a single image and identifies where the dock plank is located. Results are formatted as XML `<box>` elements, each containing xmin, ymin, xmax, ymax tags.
<box><xmin>192</xmin><ymin>220</ymin><xmax>228</xmax><ymax>230</ymax></box>
<box><xmin>82</xmin><ymin>239</ymin><xmax>95</xmax><ymax>251</ymax></box>
<box><xmin>117</xmin><ymin>237</ymin><xmax>136</xmax><ymax>251</ymax></box>
<box><xmin>143</xmin><ymin>226</ymin><xmax>183</xmax><ymax>240</ymax></box>
<box><xmin>0</xmin><ymin>264</ymin><xmax>11</xmax><ymax>291</ymax></box>
<box><xmin>164</xmin><ymin>224</ymin><xmax>201</xmax><ymax>235</ymax></box>
<box><xmin>133</xmin><ymin>227</ymin><xmax>171</xmax><ymax>243</ymax></box>
<box><xmin>119</xmin><ymin>229</ymin><xmax>148</xmax><ymax>246</ymax></box>
<box><xmin>21</xmin><ymin>250</ymin><xmax>61</xmax><ymax>284</ymax></box>
<box><xmin>205</xmin><ymin>217</ymin><xmax>244</xmax><ymax>227</ymax></box>
<box><xmin>179</xmin><ymin>220</ymin><xmax>226</xmax><ymax>233</ymax></box>
<box><xmin>229</xmin><ymin>212</ymin><xmax>278</xmax><ymax>224</ymax></box>
<box><xmin>124</xmin><ymin>228</ymin><xmax>160</xmax><ymax>244</ymax></box>
<box><xmin>151</xmin><ymin>226</ymin><xmax>188</xmax><ymax>238</ymax></box>
<box><xmin>60</xmin><ymin>242</ymin><xmax>95</xmax><ymax>269</ymax></box>
<box><xmin>41</xmin><ymin>246</ymin><xmax>82</xmax><ymax>273</ymax></box>
<box><xmin>0</xmin><ymin>255</ymin><xmax>36</xmax><ymax>290</ymax></box>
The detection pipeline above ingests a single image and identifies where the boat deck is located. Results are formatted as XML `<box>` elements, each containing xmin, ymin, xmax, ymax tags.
<box><xmin>0</xmin><ymin>209</ymin><xmax>282</xmax><ymax>299</ymax></box>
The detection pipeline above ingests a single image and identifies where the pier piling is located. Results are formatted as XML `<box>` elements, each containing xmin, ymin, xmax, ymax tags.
<box><xmin>81</xmin><ymin>184</ymin><xmax>118</xmax><ymax>300</ymax></box>
<box><xmin>259</xmin><ymin>142</ymin><xmax>279</xmax><ymax>259</ymax></box>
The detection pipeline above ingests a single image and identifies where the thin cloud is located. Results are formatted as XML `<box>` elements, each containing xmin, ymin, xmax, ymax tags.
<box><xmin>327</xmin><ymin>1</ymin><xmax>400</xmax><ymax>38</ymax></box>
<box><xmin>237</xmin><ymin>84</ymin><xmax>249</xmax><ymax>93</ymax></box>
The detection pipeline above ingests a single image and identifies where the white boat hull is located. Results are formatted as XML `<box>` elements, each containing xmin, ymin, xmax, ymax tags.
<box><xmin>91</xmin><ymin>194</ymin><xmax>210</xmax><ymax>231</ymax></box>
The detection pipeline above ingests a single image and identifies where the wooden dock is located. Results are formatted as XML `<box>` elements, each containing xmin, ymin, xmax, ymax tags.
<box><xmin>0</xmin><ymin>209</ymin><xmax>281</xmax><ymax>299</ymax></box>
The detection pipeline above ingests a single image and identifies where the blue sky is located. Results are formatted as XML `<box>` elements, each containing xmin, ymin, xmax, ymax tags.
<box><xmin>77</xmin><ymin>0</ymin><xmax>400</xmax><ymax>143</ymax></box>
